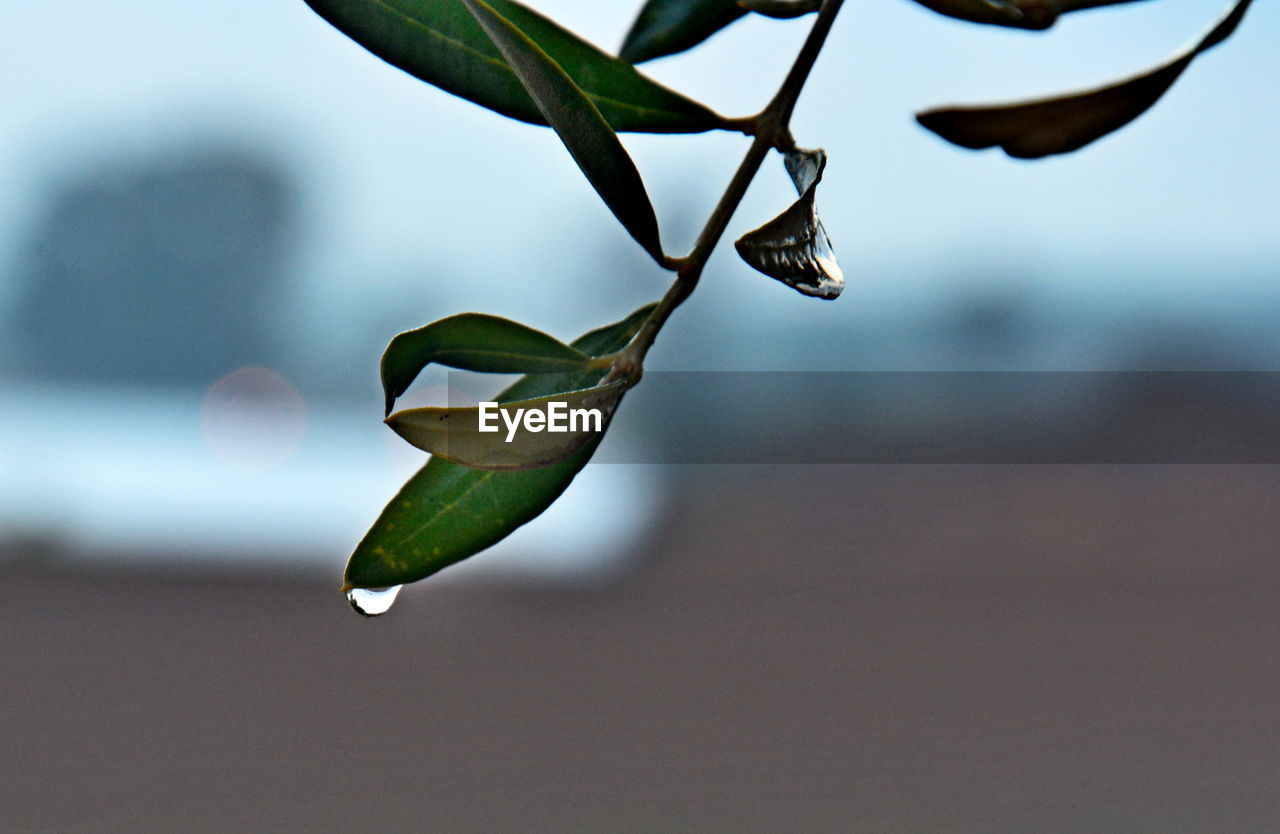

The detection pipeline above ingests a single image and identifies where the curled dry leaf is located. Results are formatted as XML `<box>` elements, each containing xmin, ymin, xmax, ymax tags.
<box><xmin>917</xmin><ymin>0</ymin><xmax>1254</xmax><ymax>158</ymax></box>
<box><xmin>783</xmin><ymin>145</ymin><xmax>825</xmax><ymax>194</ymax></box>
<box><xmin>735</xmin><ymin>147</ymin><xmax>844</xmax><ymax>300</ymax></box>
<box><xmin>385</xmin><ymin>381</ymin><xmax>627</xmax><ymax>470</ymax></box>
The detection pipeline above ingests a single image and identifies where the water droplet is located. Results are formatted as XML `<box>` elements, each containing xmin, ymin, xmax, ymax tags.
<box><xmin>346</xmin><ymin>585</ymin><xmax>403</xmax><ymax>617</ymax></box>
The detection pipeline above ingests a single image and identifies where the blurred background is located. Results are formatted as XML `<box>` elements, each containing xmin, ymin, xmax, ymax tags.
<box><xmin>3</xmin><ymin>0</ymin><xmax>1279</xmax><ymax>830</ymax></box>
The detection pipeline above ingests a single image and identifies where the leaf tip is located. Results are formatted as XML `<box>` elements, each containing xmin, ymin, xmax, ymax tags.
<box><xmin>914</xmin><ymin>108</ymin><xmax>992</xmax><ymax>152</ymax></box>
<box><xmin>914</xmin><ymin>108</ymin><xmax>945</xmax><ymax>135</ymax></box>
<box><xmin>617</xmin><ymin>41</ymin><xmax>646</xmax><ymax>64</ymax></box>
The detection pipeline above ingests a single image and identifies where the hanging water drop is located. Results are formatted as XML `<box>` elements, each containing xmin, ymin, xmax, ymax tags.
<box><xmin>346</xmin><ymin>585</ymin><xmax>403</xmax><ymax>617</ymax></box>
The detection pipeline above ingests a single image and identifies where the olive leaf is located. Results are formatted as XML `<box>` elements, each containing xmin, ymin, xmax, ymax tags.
<box><xmin>738</xmin><ymin>0</ymin><xmax>821</xmax><ymax>19</ymax></box>
<box><xmin>344</xmin><ymin>304</ymin><xmax>655</xmax><ymax>591</ymax></box>
<box><xmin>381</xmin><ymin>314</ymin><xmax>590</xmax><ymax>417</ymax></box>
<box><xmin>908</xmin><ymin>0</ymin><xmax>1150</xmax><ymax>30</ymax></box>
<box><xmin>301</xmin><ymin>0</ymin><xmax>722</xmax><ymax>133</ymax></box>
<box><xmin>385</xmin><ymin>381</ymin><xmax>627</xmax><ymax>470</ymax></box>
<box><xmin>620</xmin><ymin>0</ymin><xmax>746</xmax><ymax>64</ymax></box>
<box><xmin>735</xmin><ymin>147</ymin><xmax>844</xmax><ymax>299</ymax></box>
<box><xmin>916</xmin><ymin>0</ymin><xmax>1254</xmax><ymax>158</ymax></box>
<box><xmin>461</xmin><ymin>0</ymin><xmax>665</xmax><ymax>262</ymax></box>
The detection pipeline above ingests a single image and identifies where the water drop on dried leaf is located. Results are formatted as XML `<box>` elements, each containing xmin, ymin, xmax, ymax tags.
<box><xmin>736</xmin><ymin>147</ymin><xmax>844</xmax><ymax>300</ymax></box>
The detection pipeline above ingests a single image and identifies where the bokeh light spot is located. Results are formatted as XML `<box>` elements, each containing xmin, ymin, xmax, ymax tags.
<box><xmin>200</xmin><ymin>366</ymin><xmax>306</xmax><ymax>472</ymax></box>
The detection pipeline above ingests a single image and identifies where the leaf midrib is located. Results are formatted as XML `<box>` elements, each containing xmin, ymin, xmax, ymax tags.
<box><xmin>393</xmin><ymin>402</ymin><xmax>598</xmax><ymax>550</ymax></box>
<box><xmin>370</xmin><ymin>0</ymin><xmax>699</xmax><ymax>123</ymax></box>
<box><xmin>432</xmin><ymin>346</ymin><xmax>586</xmax><ymax>364</ymax></box>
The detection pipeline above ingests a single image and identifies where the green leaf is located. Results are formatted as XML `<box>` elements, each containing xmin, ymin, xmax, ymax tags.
<box><xmin>385</xmin><ymin>381</ymin><xmax>627</xmax><ymax>470</ymax></box>
<box><xmin>907</xmin><ymin>0</ymin><xmax>1026</xmax><ymax>27</ymax></box>
<box><xmin>344</xmin><ymin>303</ymin><xmax>655</xmax><ymax>590</ymax></box>
<box><xmin>620</xmin><ymin>0</ymin><xmax>746</xmax><ymax>64</ymax></box>
<box><xmin>916</xmin><ymin>0</ymin><xmax>1253</xmax><ymax>158</ymax></box>
<box><xmin>907</xmin><ymin>0</ymin><xmax>1150</xmax><ymax>30</ymax></box>
<box><xmin>381</xmin><ymin>314</ymin><xmax>589</xmax><ymax>416</ymax></box>
<box><xmin>461</xmin><ymin>0</ymin><xmax>665</xmax><ymax>262</ymax></box>
<box><xmin>301</xmin><ymin>0</ymin><xmax>722</xmax><ymax>133</ymax></box>
<box><xmin>739</xmin><ymin>0</ymin><xmax>821</xmax><ymax>19</ymax></box>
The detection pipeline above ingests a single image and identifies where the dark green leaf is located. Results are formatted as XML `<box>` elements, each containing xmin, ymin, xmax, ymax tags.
<box><xmin>381</xmin><ymin>314</ymin><xmax>589</xmax><ymax>417</ymax></box>
<box><xmin>739</xmin><ymin>0</ymin><xmax>821</xmax><ymax>19</ymax></box>
<box><xmin>301</xmin><ymin>0</ymin><xmax>722</xmax><ymax>133</ymax></box>
<box><xmin>907</xmin><ymin>0</ymin><xmax>1150</xmax><ymax>30</ymax></box>
<box><xmin>620</xmin><ymin>0</ymin><xmax>746</xmax><ymax>64</ymax></box>
<box><xmin>916</xmin><ymin>0</ymin><xmax>1253</xmax><ymax>158</ymax></box>
<box><xmin>344</xmin><ymin>303</ymin><xmax>655</xmax><ymax>590</ymax></box>
<box><xmin>385</xmin><ymin>381</ymin><xmax>626</xmax><ymax>470</ymax></box>
<box><xmin>462</xmin><ymin>0</ymin><xmax>664</xmax><ymax>261</ymax></box>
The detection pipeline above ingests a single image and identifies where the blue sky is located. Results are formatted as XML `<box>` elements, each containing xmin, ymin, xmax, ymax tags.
<box><xmin>2</xmin><ymin>0</ymin><xmax>1276</xmax><ymax>361</ymax></box>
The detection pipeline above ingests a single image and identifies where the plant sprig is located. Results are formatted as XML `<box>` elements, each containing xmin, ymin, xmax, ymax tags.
<box><xmin>301</xmin><ymin>0</ymin><xmax>1258</xmax><ymax>602</ymax></box>
<box><xmin>616</xmin><ymin>0</ymin><xmax>847</xmax><ymax>377</ymax></box>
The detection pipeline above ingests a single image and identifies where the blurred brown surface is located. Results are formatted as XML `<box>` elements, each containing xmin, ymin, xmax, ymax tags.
<box><xmin>4</xmin><ymin>465</ymin><xmax>1280</xmax><ymax>832</ymax></box>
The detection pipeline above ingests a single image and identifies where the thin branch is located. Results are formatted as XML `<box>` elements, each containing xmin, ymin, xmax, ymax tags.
<box><xmin>621</xmin><ymin>0</ymin><xmax>847</xmax><ymax>367</ymax></box>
